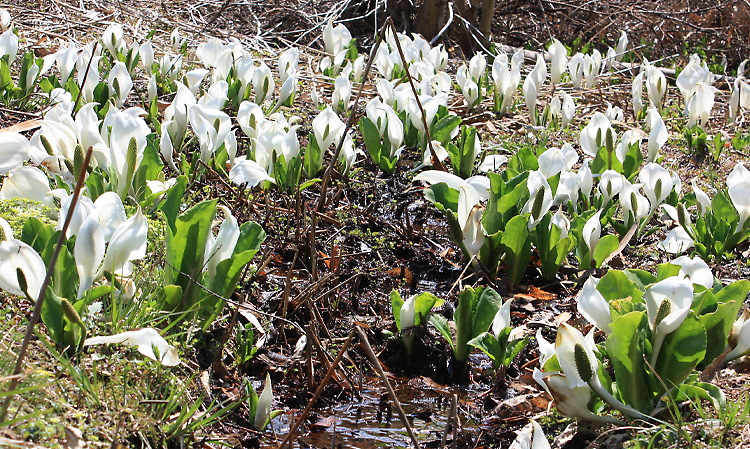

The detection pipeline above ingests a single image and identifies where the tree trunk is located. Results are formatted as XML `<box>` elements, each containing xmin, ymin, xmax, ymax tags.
<box><xmin>415</xmin><ymin>0</ymin><xmax>448</xmax><ymax>42</ymax></box>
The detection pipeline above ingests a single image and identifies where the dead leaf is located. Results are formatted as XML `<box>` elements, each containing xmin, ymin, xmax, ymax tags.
<box><xmin>0</xmin><ymin>120</ymin><xmax>42</xmax><ymax>134</ymax></box>
<box><xmin>527</xmin><ymin>286</ymin><xmax>557</xmax><ymax>301</ymax></box>
<box><xmin>310</xmin><ymin>416</ymin><xmax>337</xmax><ymax>429</ymax></box>
<box><xmin>494</xmin><ymin>392</ymin><xmax>550</xmax><ymax>416</ymax></box>
<box><xmin>64</xmin><ymin>427</ymin><xmax>84</xmax><ymax>449</ymax></box>
<box><xmin>386</xmin><ymin>266</ymin><xmax>413</xmax><ymax>284</ymax></box>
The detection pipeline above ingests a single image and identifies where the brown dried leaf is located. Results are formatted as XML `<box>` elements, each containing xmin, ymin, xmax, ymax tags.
<box><xmin>0</xmin><ymin>120</ymin><xmax>42</xmax><ymax>134</ymax></box>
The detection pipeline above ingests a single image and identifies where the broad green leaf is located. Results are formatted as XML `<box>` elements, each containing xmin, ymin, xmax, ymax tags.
<box><xmin>593</xmin><ymin>234</ymin><xmax>619</xmax><ymax>268</ymax></box>
<box><xmin>500</xmin><ymin>215</ymin><xmax>531</xmax><ymax>286</ymax></box>
<box><xmin>41</xmin><ymin>286</ymin><xmax>65</xmax><ymax>345</ymax></box>
<box><xmin>85</xmin><ymin>168</ymin><xmax>109</xmax><ymax>201</ymax></box>
<box><xmin>303</xmin><ymin>133</ymin><xmax>323</xmax><ymax>178</ymax></box>
<box><xmin>654</xmin><ymin>312</ymin><xmax>706</xmax><ymax>392</ymax></box>
<box><xmin>472</xmin><ymin>287</ymin><xmax>504</xmax><ymax>338</ymax></box>
<box><xmin>158</xmin><ymin>284</ymin><xmax>184</xmax><ymax>312</ymax></box>
<box><xmin>504</xmin><ymin>336</ymin><xmax>529</xmax><ymax>367</ymax></box>
<box><xmin>454</xmin><ymin>287</ymin><xmax>478</xmax><ymax>363</ymax></box>
<box><xmin>458</xmin><ymin>126</ymin><xmax>477</xmax><ymax>178</ymax></box>
<box><xmin>479</xmin><ymin>230</ymin><xmax>504</xmax><ymax>278</ymax></box>
<box><xmin>711</xmin><ymin>192</ymin><xmax>738</xmax><ymax>224</ymax></box>
<box><xmin>423</xmin><ymin>183</ymin><xmax>459</xmax><ymax>213</ymax></box>
<box><xmin>672</xmin><ymin>382</ymin><xmax>725</xmax><ymax>413</ymax></box>
<box><xmin>656</xmin><ymin>262</ymin><xmax>682</xmax><ymax>281</ymax></box>
<box><xmin>623</xmin><ymin>268</ymin><xmax>656</xmax><ymax>291</ymax></box>
<box><xmin>508</xmin><ymin>147</ymin><xmax>538</xmax><ymax>172</ymax></box>
<box><xmin>133</xmin><ymin>140</ymin><xmax>164</xmax><ymax>202</ymax></box>
<box><xmin>391</xmin><ymin>290</ymin><xmax>404</xmax><ymax>330</ymax></box>
<box><xmin>41</xmin><ymin>231</ymin><xmax>77</xmax><ymax>301</ymax></box>
<box><xmin>160</xmin><ymin>175</ymin><xmax>188</xmax><ymax>235</ymax></box>
<box><xmin>598</xmin><ymin>270</ymin><xmax>642</xmax><ymax>303</ymax></box>
<box><xmin>698</xmin><ymin>299</ymin><xmax>740</xmax><ymax>369</ymax></box>
<box><xmin>413</xmin><ymin>292</ymin><xmax>445</xmax><ymax>326</ymax></box>
<box><xmin>20</xmin><ymin>217</ymin><xmax>53</xmax><ymax>254</ymax></box>
<box><xmin>606</xmin><ymin>311</ymin><xmax>654</xmax><ymax>413</ymax></box>
<box><xmin>163</xmin><ymin>199</ymin><xmax>217</xmax><ymax>313</ymax></box>
<box><xmin>468</xmin><ymin>332</ymin><xmax>502</xmax><ymax>368</ymax></box>
<box><xmin>428</xmin><ymin>313</ymin><xmax>454</xmax><ymax>351</ymax></box>
<box><xmin>208</xmin><ymin>221</ymin><xmax>266</xmax><ymax>302</ymax></box>
<box><xmin>360</xmin><ymin>117</ymin><xmax>382</xmax><ymax>162</ymax></box>
<box><xmin>623</xmin><ymin>142</ymin><xmax>643</xmax><ymax>179</ymax></box>
<box><xmin>432</xmin><ymin>115</ymin><xmax>462</xmax><ymax>147</ymax></box>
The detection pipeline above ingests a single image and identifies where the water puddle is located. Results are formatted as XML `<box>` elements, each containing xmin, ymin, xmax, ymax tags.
<box><xmin>270</xmin><ymin>375</ymin><xmax>483</xmax><ymax>448</ymax></box>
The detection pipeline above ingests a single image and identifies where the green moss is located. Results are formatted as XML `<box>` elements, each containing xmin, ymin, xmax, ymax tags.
<box><xmin>0</xmin><ymin>198</ymin><xmax>56</xmax><ymax>236</ymax></box>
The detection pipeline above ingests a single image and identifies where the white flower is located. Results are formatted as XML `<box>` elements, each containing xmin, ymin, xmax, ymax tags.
<box><xmin>0</xmin><ymin>132</ymin><xmax>30</xmax><ymax>174</ymax></box>
<box><xmin>639</xmin><ymin>162</ymin><xmax>674</xmax><ymax>215</ymax></box>
<box><xmin>671</xmin><ymin>255</ymin><xmax>713</xmax><ymax>289</ymax></box>
<box><xmin>615</xmin><ymin>31</ymin><xmax>628</xmax><ymax>61</ymax></box>
<box><xmin>645</xmin><ymin>277</ymin><xmax>693</xmax><ymax>365</ymax></box>
<box><xmin>579</xmin><ymin>112</ymin><xmax>613</xmax><ymax>157</ymax></box>
<box><xmin>549</xmin><ymin>39</ymin><xmax>567</xmax><ymax>84</ymax></box>
<box><xmin>254</xmin><ymin>373</ymin><xmax>274</xmax><ymax>430</ymax></box>
<box><xmin>582</xmin><ymin>211</ymin><xmax>602</xmax><ymax>258</ymax></box>
<box><xmin>85</xmin><ymin>328</ymin><xmax>180</xmax><ymax>366</ymax></box>
<box><xmin>509</xmin><ymin>420</ymin><xmax>551</xmax><ymax>449</ymax></box>
<box><xmin>658</xmin><ymin>226</ymin><xmax>694</xmax><ymax>254</ymax></box>
<box><xmin>646</xmin><ymin>64</ymin><xmax>666</xmax><ymax>109</ymax></box>
<box><xmin>577</xmin><ymin>277</ymin><xmax>612</xmax><ymax>334</ymax></box>
<box><xmin>523</xmin><ymin>171</ymin><xmax>553</xmax><ymax>230</ymax></box>
<box><xmin>0</xmin><ymin>238</ymin><xmax>47</xmax><ymax>299</ymax></box>
<box><xmin>101</xmin><ymin>24</ymin><xmax>125</xmax><ymax>56</ymax></box>
<box><xmin>692</xmin><ymin>180</ymin><xmax>711</xmax><ymax>216</ymax></box>
<box><xmin>491</xmin><ymin>298</ymin><xmax>513</xmax><ymax>335</ymax></box>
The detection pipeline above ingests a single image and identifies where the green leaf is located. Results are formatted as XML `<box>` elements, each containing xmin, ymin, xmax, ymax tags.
<box><xmin>698</xmin><ymin>298</ymin><xmax>741</xmax><ymax>369</ymax></box>
<box><xmin>500</xmin><ymin>215</ymin><xmax>531</xmax><ymax>286</ymax></box>
<box><xmin>472</xmin><ymin>287</ymin><xmax>504</xmax><ymax>338</ymax></box>
<box><xmin>158</xmin><ymin>284</ymin><xmax>184</xmax><ymax>311</ymax></box>
<box><xmin>431</xmin><ymin>114</ymin><xmax>462</xmax><ymax>147</ymax></box>
<box><xmin>606</xmin><ymin>311</ymin><xmax>654</xmax><ymax>413</ymax></box>
<box><xmin>672</xmin><ymin>382</ymin><xmax>725</xmax><ymax>413</ymax></box>
<box><xmin>41</xmin><ymin>231</ymin><xmax>77</xmax><ymax>301</ymax></box>
<box><xmin>303</xmin><ymin>133</ymin><xmax>323</xmax><ymax>178</ymax></box>
<box><xmin>163</xmin><ymin>199</ymin><xmax>217</xmax><ymax>314</ymax></box>
<box><xmin>360</xmin><ymin>117</ymin><xmax>382</xmax><ymax>164</ymax></box>
<box><xmin>428</xmin><ymin>313</ymin><xmax>454</xmax><ymax>352</ymax></box>
<box><xmin>714</xmin><ymin>280</ymin><xmax>750</xmax><ymax>314</ymax></box>
<box><xmin>454</xmin><ymin>287</ymin><xmax>476</xmax><ymax>363</ymax></box>
<box><xmin>597</xmin><ymin>270</ymin><xmax>643</xmax><ymax>302</ymax></box>
<box><xmin>656</xmin><ymin>262</ymin><xmax>681</xmax><ymax>281</ymax></box>
<box><xmin>458</xmin><ymin>126</ymin><xmax>477</xmax><ymax>179</ymax></box>
<box><xmin>41</xmin><ymin>286</ymin><xmax>65</xmax><ymax>345</ymax></box>
<box><xmin>593</xmin><ymin>234</ymin><xmax>619</xmax><ymax>268</ymax></box>
<box><xmin>712</xmin><ymin>192</ymin><xmax>738</xmax><ymax>224</ymax></box>
<box><xmin>623</xmin><ymin>268</ymin><xmax>656</xmax><ymax>291</ymax></box>
<box><xmin>0</xmin><ymin>59</ymin><xmax>13</xmax><ymax>90</ymax></box>
<box><xmin>654</xmin><ymin>312</ymin><xmax>707</xmax><ymax>392</ymax></box>
<box><xmin>20</xmin><ymin>217</ymin><xmax>53</xmax><ymax>254</ymax></box>
<box><xmin>413</xmin><ymin>292</ymin><xmax>445</xmax><ymax>327</ymax></box>
<box><xmin>508</xmin><ymin>147</ymin><xmax>538</xmax><ymax>173</ymax></box>
<box><xmin>479</xmin><ymin>230</ymin><xmax>504</xmax><ymax>278</ymax></box>
<box><xmin>423</xmin><ymin>183</ymin><xmax>459</xmax><ymax>213</ymax></box>
<box><xmin>160</xmin><ymin>175</ymin><xmax>188</xmax><ymax>235</ymax></box>
<box><xmin>623</xmin><ymin>141</ymin><xmax>644</xmax><ymax>179</ymax></box>
<box><xmin>484</xmin><ymin>171</ymin><xmax>529</xmax><ymax>234</ymax></box>
<box><xmin>207</xmin><ymin>221</ymin><xmax>266</xmax><ymax>304</ymax></box>
<box><xmin>391</xmin><ymin>290</ymin><xmax>404</xmax><ymax>330</ymax></box>
<box><xmin>504</xmin><ymin>336</ymin><xmax>529</xmax><ymax>366</ymax></box>
<box><xmin>133</xmin><ymin>140</ymin><xmax>164</xmax><ymax>203</ymax></box>
<box><xmin>468</xmin><ymin>332</ymin><xmax>503</xmax><ymax>369</ymax></box>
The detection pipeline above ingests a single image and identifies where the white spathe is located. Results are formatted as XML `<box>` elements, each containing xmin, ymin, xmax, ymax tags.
<box><xmin>85</xmin><ymin>328</ymin><xmax>180</xmax><ymax>366</ymax></box>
